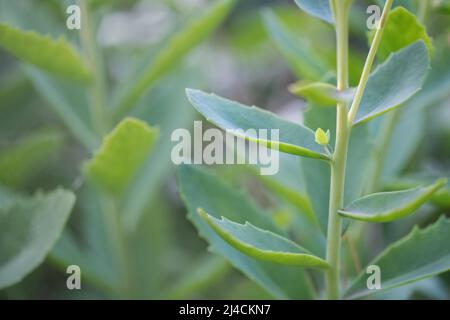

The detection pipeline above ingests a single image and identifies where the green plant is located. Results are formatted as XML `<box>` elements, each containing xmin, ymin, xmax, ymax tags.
<box><xmin>0</xmin><ymin>0</ymin><xmax>236</xmax><ymax>298</ymax></box>
<box><xmin>179</xmin><ymin>0</ymin><xmax>450</xmax><ymax>299</ymax></box>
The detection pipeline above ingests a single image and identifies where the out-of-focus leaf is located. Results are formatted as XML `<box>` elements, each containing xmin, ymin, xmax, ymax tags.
<box><xmin>177</xmin><ymin>165</ymin><xmax>315</xmax><ymax>299</ymax></box>
<box><xmin>24</xmin><ymin>66</ymin><xmax>97</xmax><ymax>151</ymax></box>
<box><xmin>199</xmin><ymin>209</ymin><xmax>329</xmax><ymax>269</ymax></box>
<box><xmin>121</xmin><ymin>71</ymin><xmax>197</xmax><ymax>232</ymax></box>
<box><xmin>293</xmin><ymin>0</ymin><xmax>333</xmax><ymax>24</ymax></box>
<box><xmin>368</xmin><ymin>7</ymin><xmax>432</xmax><ymax>61</ymax></box>
<box><xmin>261</xmin><ymin>9</ymin><xmax>328</xmax><ymax>81</ymax></box>
<box><xmin>186</xmin><ymin>89</ymin><xmax>330</xmax><ymax>160</ymax></box>
<box><xmin>0</xmin><ymin>129</ymin><xmax>63</xmax><ymax>187</ymax></box>
<box><xmin>345</xmin><ymin>217</ymin><xmax>450</xmax><ymax>299</ymax></box>
<box><xmin>114</xmin><ymin>0</ymin><xmax>237</xmax><ymax>118</ymax></box>
<box><xmin>84</xmin><ymin>118</ymin><xmax>158</xmax><ymax>195</ymax></box>
<box><xmin>353</xmin><ymin>41</ymin><xmax>430</xmax><ymax>126</ymax></box>
<box><xmin>0</xmin><ymin>188</ymin><xmax>75</xmax><ymax>289</ymax></box>
<box><xmin>289</xmin><ymin>82</ymin><xmax>354</xmax><ymax>107</ymax></box>
<box><xmin>339</xmin><ymin>179</ymin><xmax>446</xmax><ymax>222</ymax></box>
<box><xmin>0</xmin><ymin>23</ymin><xmax>90</xmax><ymax>82</ymax></box>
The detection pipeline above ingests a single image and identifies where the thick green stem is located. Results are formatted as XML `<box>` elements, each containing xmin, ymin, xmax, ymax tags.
<box><xmin>326</xmin><ymin>0</ymin><xmax>351</xmax><ymax>300</ymax></box>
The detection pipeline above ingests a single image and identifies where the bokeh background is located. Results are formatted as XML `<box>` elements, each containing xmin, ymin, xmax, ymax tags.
<box><xmin>0</xmin><ymin>0</ymin><xmax>449</xmax><ymax>299</ymax></box>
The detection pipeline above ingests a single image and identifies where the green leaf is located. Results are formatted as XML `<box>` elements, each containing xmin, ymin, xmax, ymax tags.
<box><xmin>186</xmin><ymin>89</ymin><xmax>330</xmax><ymax>160</ymax></box>
<box><xmin>353</xmin><ymin>41</ymin><xmax>430</xmax><ymax>126</ymax></box>
<box><xmin>345</xmin><ymin>217</ymin><xmax>450</xmax><ymax>299</ymax></box>
<box><xmin>198</xmin><ymin>209</ymin><xmax>329</xmax><ymax>269</ymax></box>
<box><xmin>114</xmin><ymin>0</ymin><xmax>236</xmax><ymax>118</ymax></box>
<box><xmin>368</xmin><ymin>7</ymin><xmax>432</xmax><ymax>61</ymax></box>
<box><xmin>289</xmin><ymin>82</ymin><xmax>354</xmax><ymax>107</ymax></box>
<box><xmin>0</xmin><ymin>188</ymin><xmax>75</xmax><ymax>289</ymax></box>
<box><xmin>177</xmin><ymin>165</ymin><xmax>316</xmax><ymax>299</ymax></box>
<box><xmin>84</xmin><ymin>117</ymin><xmax>159</xmax><ymax>194</ymax></box>
<box><xmin>0</xmin><ymin>129</ymin><xmax>63</xmax><ymax>187</ymax></box>
<box><xmin>24</xmin><ymin>66</ymin><xmax>98</xmax><ymax>151</ymax></box>
<box><xmin>0</xmin><ymin>23</ymin><xmax>90</xmax><ymax>82</ymax></box>
<box><xmin>261</xmin><ymin>9</ymin><xmax>328</xmax><ymax>81</ymax></box>
<box><xmin>339</xmin><ymin>179</ymin><xmax>447</xmax><ymax>222</ymax></box>
<box><xmin>294</xmin><ymin>0</ymin><xmax>333</xmax><ymax>24</ymax></box>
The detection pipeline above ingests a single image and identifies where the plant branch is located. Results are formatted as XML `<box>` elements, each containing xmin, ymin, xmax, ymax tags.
<box><xmin>347</xmin><ymin>0</ymin><xmax>394</xmax><ymax>125</ymax></box>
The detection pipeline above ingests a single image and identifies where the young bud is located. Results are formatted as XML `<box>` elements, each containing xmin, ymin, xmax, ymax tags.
<box><xmin>315</xmin><ymin>128</ymin><xmax>331</xmax><ymax>146</ymax></box>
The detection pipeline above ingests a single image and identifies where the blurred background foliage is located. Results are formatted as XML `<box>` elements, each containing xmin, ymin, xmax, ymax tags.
<box><xmin>0</xmin><ymin>0</ymin><xmax>449</xmax><ymax>299</ymax></box>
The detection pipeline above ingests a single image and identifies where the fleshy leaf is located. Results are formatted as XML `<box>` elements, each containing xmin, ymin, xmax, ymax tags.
<box><xmin>198</xmin><ymin>209</ymin><xmax>329</xmax><ymax>269</ymax></box>
<box><xmin>289</xmin><ymin>82</ymin><xmax>354</xmax><ymax>107</ymax></box>
<box><xmin>261</xmin><ymin>9</ymin><xmax>328</xmax><ymax>81</ymax></box>
<box><xmin>0</xmin><ymin>188</ymin><xmax>75</xmax><ymax>289</ymax></box>
<box><xmin>345</xmin><ymin>217</ymin><xmax>450</xmax><ymax>299</ymax></box>
<box><xmin>353</xmin><ymin>41</ymin><xmax>430</xmax><ymax>126</ymax></box>
<box><xmin>339</xmin><ymin>179</ymin><xmax>447</xmax><ymax>222</ymax></box>
<box><xmin>177</xmin><ymin>165</ymin><xmax>316</xmax><ymax>299</ymax></box>
<box><xmin>186</xmin><ymin>89</ymin><xmax>329</xmax><ymax>160</ymax></box>
<box><xmin>0</xmin><ymin>23</ymin><xmax>90</xmax><ymax>82</ymax></box>
<box><xmin>368</xmin><ymin>7</ymin><xmax>433</xmax><ymax>61</ymax></box>
<box><xmin>84</xmin><ymin>117</ymin><xmax>159</xmax><ymax>194</ymax></box>
<box><xmin>114</xmin><ymin>0</ymin><xmax>236</xmax><ymax>118</ymax></box>
<box><xmin>294</xmin><ymin>0</ymin><xmax>334</xmax><ymax>24</ymax></box>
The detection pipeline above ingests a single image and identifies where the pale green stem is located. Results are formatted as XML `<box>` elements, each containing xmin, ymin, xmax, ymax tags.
<box><xmin>80</xmin><ymin>1</ymin><xmax>132</xmax><ymax>297</ymax></box>
<box><xmin>80</xmin><ymin>0</ymin><xmax>108</xmax><ymax>135</ymax></box>
<box><xmin>101</xmin><ymin>196</ymin><xmax>134</xmax><ymax>297</ymax></box>
<box><xmin>417</xmin><ymin>0</ymin><xmax>429</xmax><ymax>24</ymax></box>
<box><xmin>326</xmin><ymin>0</ymin><xmax>351</xmax><ymax>300</ymax></box>
<box><xmin>325</xmin><ymin>0</ymin><xmax>394</xmax><ymax>299</ymax></box>
<box><xmin>347</xmin><ymin>0</ymin><xmax>394</xmax><ymax>125</ymax></box>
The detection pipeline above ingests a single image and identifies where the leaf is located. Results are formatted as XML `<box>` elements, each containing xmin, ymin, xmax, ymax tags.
<box><xmin>24</xmin><ymin>66</ymin><xmax>98</xmax><ymax>151</ymax></box>
<box><xmin>261</xmin><ymin>9</ymin><xmax>328</xmax><ymax>81</ymax></box>
<box><xmin>114</xmin><ymin>0</ymin><xmax>236</xmax><ymax>118</ymax></box>
<box><xmin>0</xmin><ymin>188</ymin><xmax>75</xmax><ymax>289</ymax></box>
<box><xmin>353</xmin><ymin>41</ymin><xmax>430</xmax><ymax>126</ymax></box>
<box><xmin>339</xmin><ymin>179</ymin><xmax>447</xmax><ymax>222</ymax></box>
<box><xmin>294</xmin><ymin>0</ymin><xmax>334</xmax><ymax>24</ymax></box>
<box><xmin>177</xmin><ymin>165</ymin><xmax>316</xmax><ymax>299</ymax></box>
<box><xmin>0</xmin><ymin>129</ymin><xmax>63</xmax><ymax>187</ymax></box>
<box><xmin>0</xmin><ymin>23</ymin><xmax>90</xmax><ymax>82</ymax></box>
<box><xmin>198</xmin><ymin>209</ymin><xmax>329</xmax><ymax>269</ymax></box>
<box><xmin>368</xmin><ymin>7</ymin><xmax>432</xmax><ymax>61</ymax></box>
<box><xmin>345</xmin><ymin>217</ymin><xmax>450</xmax><ymax>299</ymax></box>
<box><xmin>289</xmin><ymin>82</ymin><xmax>354</xmax><ymax>107</ymax></box>
<box><xmin>84</xmin><ymin>117</ymin><xmax>159</xmax><ymax>194</ymax></box>
<box><xmin>121</xmin><ymin>73</ymin><xmax>197</xmax><ymax>232</ymax></box>
<box><xmin>186</xmin><ymin>89</ymin><xmax>329</xmax><ymax>160</ymax></box>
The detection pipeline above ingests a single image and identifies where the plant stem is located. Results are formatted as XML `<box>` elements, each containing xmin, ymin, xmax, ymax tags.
<box><xmin>80</xmin><ymin>0</ymin><xmax>108</xmax><ymax>135</ymax></box>
<box><xmin>101</xmin><ymin>196</ymin><xmax>134</xmax><ymax>297</ymax></box>
<box><xmin>417</xmin><ymin>0</ymin><xmax>429</xmax><ymax>24</ymax></box>
<box><xmin>347</xmin><ymin>0</ymin><xmax>394</xmax><ymax>125</ymax></box>
<box><xmin>325</xmin><ymin>0</ymin><xmax>394</xmax><ymax>299</ymax></box>
<box><xmin>326</xmin><ymin>0</ymin><xmax>351</xmax><ymax>300</ymax></box>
